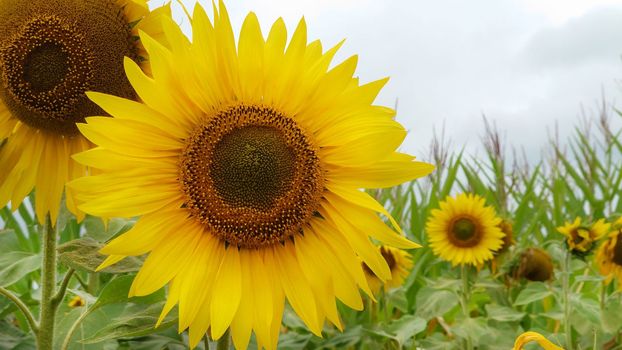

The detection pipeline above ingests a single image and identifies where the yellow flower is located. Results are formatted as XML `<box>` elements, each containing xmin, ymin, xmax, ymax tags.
<box><xmin>426</xmin><ymin>193</ymin><xmax>504</xmax><ymax>266</ymax></box>
<box><xmin>363</xmin><ymin>246</ymin><xmax>413</xmax><ymax>294</ymax></box>
<box><xmin>557</xmin><ymin>217</ymin><xmax>610</xmax><ymax>254</ymax></box>
<box><xmin>0</xmin><ymin>0</ymin><xmax>169</xmax><ymax>224</ymax></box>
<box><xmin>67</xmin><ymin>295</ymin><xmax>85</xmax><ymax>308</ymax></box>
<box><xmin>513</xmin><ymin>331</ymin><xmax>564</xmax><ymax>350</ymax></box>
<box><xmin>515</xmin><ymin>247</ymin><xmax>554</xmax><ymax>282</ymax></box>
<box><xmin>596</xmin><ymin>228</ymin><xmax>622</xmax><ymax>288</ymax></box>
<box><xmin>68</xmin><ymin>2</ymin><xmax>433</xmax><ymax>349</ymax></box>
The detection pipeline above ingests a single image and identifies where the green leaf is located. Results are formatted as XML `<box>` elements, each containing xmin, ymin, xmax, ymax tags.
<box><xmin>485</xmin><ymin>304</ymin><xmax>526</xmax><ymax>322</ymax></box>
<box><xmin>386</xmin><ymin>288</ymin><xmax>409</xmax><ymax>313</ymax></box>
<box><xmin>0</xmin><ymin>320</ymin><xmax>35</xmax><ymax>350</ymax></box>
<box><xmin>415</xmin><ymin>287</ymin><xmax>459</xmax><ymax>320</ymax></box>
<box><xmin>83</xmin><ymin>216</ymin><xmax>133</xmax><ymax>242</ymax></box>
<box><xmin>571</xmin><ymin>294</ymin><xmax>600</xmax><ymax>326</ymax></box>
<box><xmin>602</xmin><ymin>297</ymin><xmax>622</xmax><ymax>333</ymax></box>
<box><xmin>0</xmin><ymin>252</ymin><xmax>40</xmax><ymax>287</ymax></box>
<box><xmin>386</xmin><ymin>315</ymin><xmax>426</xmax><ymax>346</ymax></box>
<box><xmin>91</xmin><ymin>275</ymin><xmax>164</xmax><ymax>312</ymax></box>
<box><xmin>80</xmin><ymin>303</ymin><xmax>175</xmax><ymax>344</ymax></box>
<box><xmin>513</xmin><ymin>282</ymin><xmax>552</xmax><ymax>306</ymax></box>
<box><xmin>57</xmin><ymin>237</ymin><xmax>141</xmax><ymax>273</ymax></box>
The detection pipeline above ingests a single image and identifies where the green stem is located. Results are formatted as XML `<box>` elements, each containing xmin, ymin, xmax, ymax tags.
<box><xmin>52</xmin><ymin>268</ymin><xmax>75</xmax><ymax>306</ymax></box>
<box><xmin>216</xmin><ymin>329</ymin><xmax>230</xmax><ymax>350</ymax></box>
<box><xmin>37</xmin><ymin>214</ymin><xmax>58</xmax><ymax>350</ymax></box>
<box><xmin>0</xmin><ymin>286</ymin><xmax>38</xmax><ymax>334</ymax></box>
<box><xmin>563</xmin><ymin>251</ymin><xmax>573</xmax><ymax>350</ymax></box>
<box><xmin>461</xmin><ymin>265</ymin><xmax>473</xmax><ymax>350</ymax></box>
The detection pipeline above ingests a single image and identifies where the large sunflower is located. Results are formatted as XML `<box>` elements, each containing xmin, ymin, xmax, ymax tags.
<box><xmin>69</xmin><ymin>2</ymin><xmax>433</xmax><ymax>349</ymax></box>
<box><xmin>363</xmin><ymin>245</ymin><xmax>413</xmax><ymax>294</ymax></box>
<box><xmin>0</xmin><ymin>0</ymin><xmax>170</xmax><ymax>224</ymax></box>
<box><xmin>426</xmin><ymin>193</ymin><xmax>504</xmax><ymax>266</ymax></box>
<box><xmin>596</xmin><ymin>225</ymin><xmax>622</xmax><ymax>288</ymax></box>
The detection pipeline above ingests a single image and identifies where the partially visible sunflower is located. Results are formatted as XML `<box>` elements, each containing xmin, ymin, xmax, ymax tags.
<box><xmin>0</xmin><ymin>0</ymin><xmax>170</xmax><ymax>224</ymax></box>
<box><xmin>494</xmin><ymin>219</ymin><xmax>514</xmax><ymax>255</ymax></box>
<box><xmin>426</xmin><ymin>193</ymin><xmax>504</xmax><ymax>266</ymax></box>
<box><xmin>596</xmin><ymin>224</ymin><xmax>622</xmax><ymax>288</ymax></box>
<box><xmin>512</xmin><ymin>331</ymin><xmax>564</xmax><ymax>350</ymax></box>
<box><xmin>514</xmin><ymin>248</ymin><xmax>554</xmax><ymax>282</ymax></box>
<box><xmin>363</xmin><ymin>245</ymin><xmax>413</xmax><ymax>294</ymax></box>
<box><xmin>557</xmin><ymin>217</ymin><xmax>609</xmax><ymax>255</ymax></box>
<box><xmin>69</xmin><ymin>2</ymin><xmax>434</xmax><ymax>349</ymax></box>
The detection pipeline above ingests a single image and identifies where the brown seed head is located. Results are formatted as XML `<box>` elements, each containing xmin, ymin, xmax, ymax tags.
<box><xmin>180</xmin><ymin>104</ymin><xmax>324</xmax><ymax>249</ymax></box>
<box><xmin>0</xmin><ymin>0</ymin><xmax>139</xmax><ymax>135</ymax></box>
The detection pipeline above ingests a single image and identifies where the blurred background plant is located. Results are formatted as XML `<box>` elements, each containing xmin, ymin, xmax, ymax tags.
<box><xmin>2</xmin><ymin>99</ymin><xmax>622</xmax><ymax>349</ymax></box>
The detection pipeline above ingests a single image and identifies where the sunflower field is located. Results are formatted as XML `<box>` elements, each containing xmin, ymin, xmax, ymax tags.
<box><xmin>0</xmin><ymin>0</ymin><xmax>620</xmax><ymax>349</ymax></box>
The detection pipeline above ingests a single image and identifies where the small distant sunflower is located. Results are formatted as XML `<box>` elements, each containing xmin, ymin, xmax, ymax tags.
<box><xmin>67</xmin><ymin>295</ymin><xmax>85</xmax><ymax>308</ymax></box>
<box><xmin>69</xmin><ymin>2</ymin><xmax>433</xmax><ymax>349</ymax></box>
<box><xmin>596</xmin><ymin>227</ymin><xmax>622</xmax><ymax>288</ymax></box>
<box><xmin>363</xmin><ymin>246</ymin><xmax>413</xmax><ymax>294</ymax></box>
<box><xmin>0</xmin><ymin>0</ymin><xmax>169</xmax><ymax>224</ymax></box>
<box><xmin>426</xmin><ymin>193</ymin><xmax>504</xmax><ymax>266</ymax></box>
<box><xmin>557</xmin><ymin>217</ymin><xmax>609</xmax><ymax>255</ymax></box>
<box><xmin>514</xmin><ymin>248</ymin><xmax>554</xmax><ymax>282</ymax></box>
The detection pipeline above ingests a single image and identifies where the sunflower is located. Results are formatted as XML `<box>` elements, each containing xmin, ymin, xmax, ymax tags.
<box><xmin>596</xmin><ymin>225</ymin><xmax>622</xmax><ymax>288</ymax></box>
<box><xmin>557</xmin><ymin>217</ymin><xmax>609</xmax><ymax>255</ymax></box>
<box><xmin>0</xmin><ymin>0</ymin><xmax>170</xmax><ymax>224</ymax></box>
<box><xmin>68</xmin><ymin>2</ymin><xmax>433</xmax><ymax>349</ymax></box>
<box><xmin>426</xmin><ymin>193</ymin><xmax>504</xmax><ymax>266</ymax></box>
<box><xmin>494</xmin><ymin>219</ymin><xmax>514</xmax><ymax>255</ymax></box>
<box><xmin>363</xmin><ymin>245</ymin><xmax>413</xmax><ymax>294</ymax></box>
<box><xmin>512</xmin><ymin>331</ymin><xmax>564</xmax><ymax>350</ymax></box>
<box><xmin>514</xmin><ymin>248</ymin><xmax>554</xmax><ymax>282</ymax></box>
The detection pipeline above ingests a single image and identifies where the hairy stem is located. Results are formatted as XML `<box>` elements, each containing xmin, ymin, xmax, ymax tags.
<box><xmin>37</xmin><ymin>214</ymin><xmax>58</xmax><ymax>350</ymax></box>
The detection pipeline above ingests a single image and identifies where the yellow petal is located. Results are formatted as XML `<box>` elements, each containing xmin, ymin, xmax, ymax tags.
<box><xmin>210</xmin><ymin>246</ymin><xmax>242</xmax><ymax>339</ymax></box>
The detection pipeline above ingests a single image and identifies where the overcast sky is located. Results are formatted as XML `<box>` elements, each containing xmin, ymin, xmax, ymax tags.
<box><xmin>151</xmin><ymin>0</ymin><xmax>622</xmax><ymax>162</ymax></box>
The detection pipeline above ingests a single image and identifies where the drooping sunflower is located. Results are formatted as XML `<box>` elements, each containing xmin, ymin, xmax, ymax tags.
<box><xmin>596</xmin><ymin>224</ymin><xmax>622</xmax><ymax>288</ymax></box>
<box><xmin>426</xmin><ymin>193</ymin><xmax>504</xmax><ymax>266</ymax></box>
<box><xmin>514</xmin><ymin>247</ymin><xmax>554</xmax><ymax>282</ymax></box>
<box><xmin>363</xmin><ymin>245</ymin><xmax>413</xmax><ymax>294</ymax></box>
<box><xmin>557</xmin><ymin>217</ymin><xmax>610</xmax><ymax>255</ymax></box>
<box><xmin>0</xmin><ymin>0</ymin><xmax>170</xmax><ymax>224</ymax></box>
<box><xmin>68</xmin><ymin>2</ymin><xmax>434</xmax><ymax>349</ymax></box>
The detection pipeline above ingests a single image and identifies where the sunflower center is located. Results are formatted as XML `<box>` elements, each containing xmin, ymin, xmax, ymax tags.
<box><xmin>453</xmin><ymin>218</ymin><xmax>476</xmax><ymax>239</ymax></box>
<box><xmin>0</xmin><ymin>0</ymin><xmax>139</xmax><ymax>136</ymax></box>
<box><xmin>23</xmin><ymin>42</ymin><xmax>69</xmax><ymax>92</ymax></box>
<box><xmin>211</xmin><ymin>126</ymin><xmax>295</xmax><ymax>209</ymax></box>
<box><xmin>180</xmin><ymin>104</ymin><xmax>324</xmax><ymax>249</ymax></box>
<box><xmin>613</xmin><ymin>236</ymin><xmax>622</xmax><ymax>266</ymax></box>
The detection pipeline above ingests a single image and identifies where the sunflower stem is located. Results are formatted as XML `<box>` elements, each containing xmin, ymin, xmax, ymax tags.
<box><xmin>460</xmin><ymin>265</ymin><xmax>473</xmax><ymax>350</ymax></box>
<box><xmin>563</xmin><ymin>251</ymin><xmax>574</xmax><ymax>350</ymax></box>
<box><xmin>37</xmin><ymin>214</ymin><xmax>58</xmax><ymax>350</ymax></box>
<box><xmin>216</xmin><ymin>329</ymin><xmax>231</xmax><ymax>350</ymax></box>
